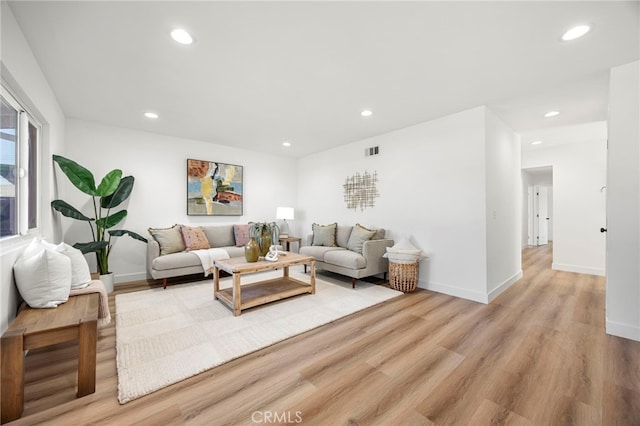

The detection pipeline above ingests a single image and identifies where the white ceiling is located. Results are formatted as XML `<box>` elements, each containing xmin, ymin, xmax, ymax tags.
<box><xmin>7</xmin><ymin>1</ymin><xmax>639</xmax><ymax>158</ymax></box>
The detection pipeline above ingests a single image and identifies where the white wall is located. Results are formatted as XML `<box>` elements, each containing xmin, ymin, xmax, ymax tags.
<box><xmin>298</xmin><ymin>106</ymin><xmax>521</xmax><ymax>303</ymax></box>
<box><xmin>606</xmin><ymin>60</ymin><xmax>639</xmax><ymax>341</ymax></box>
<box><xmin>522</xmin><ymin>136</ymin><xmax>607</xmax><ymax>275</ymax></box>
<box><xmin>63</xmin><ymin>119</ymin><xmax>299</xmax><ymax>283</ymax></box>
<box><xmin>485</xmin><ymin>109</ymin><xmax>522</xmax><ymax>300</ymax></box>
<box><xmin>0</xmin><ymin>4</ymin><xmax>67</xmax><ymax>331</ymax></box>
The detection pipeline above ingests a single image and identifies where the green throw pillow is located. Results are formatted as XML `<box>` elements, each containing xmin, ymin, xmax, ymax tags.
<box><xmin>312</xmin><ymin>223</ymin><xmax>337</xmax><ymax>247</ymax></box>
<box><xmin>148</xmin><ymin>224</ymin><xmax>185</xmax><ymax>255</ymax></box>
<box><xmin>347</xmin><ymin>223</ymin><xmax>376</xmax><ymax>254</ymax></box>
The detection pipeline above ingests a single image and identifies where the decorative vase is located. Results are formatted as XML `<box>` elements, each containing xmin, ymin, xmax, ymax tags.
<box><xmin>257</xmin><ymin>233</ymin><xmax>272</xmax><ymax>257</ymax></box>
<box><xmin>244</xmin><ymin>238</ymin><xmax>260</xmax><ymax>262</ymax></box>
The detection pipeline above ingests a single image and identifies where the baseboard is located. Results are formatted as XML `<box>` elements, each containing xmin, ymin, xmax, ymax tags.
<box><xmin>552</xmin><ymin>263</ymin><xmax>605</xmax><ymax>276</ymax></box>
<box><xmin>418</xmin><ymin>279</ymin><xmax>489</xmax><ymax>304</ymax></box>
<box><xmin>487</xmin><ymin>270</ymin><xmax>523</xmax><ymax>303</ymax></box>
<box><xmin>606</xmin><ymin>319</ymin><xmax>640</xmax><ymax>342</ymax></box>
<box><xmin>115</xmin><ymin>271</ymin><xmax>149</xmax><ymax>284</ymax></box>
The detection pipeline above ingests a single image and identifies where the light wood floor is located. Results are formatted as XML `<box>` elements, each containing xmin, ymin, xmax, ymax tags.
<box><xmin>8</xmin><ymin>245</ymin><xmax>640</xmax><ymax>425</ymax></box>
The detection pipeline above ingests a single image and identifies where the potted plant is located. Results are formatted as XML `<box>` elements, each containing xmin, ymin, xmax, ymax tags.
<box><xmin>51</xmin><ymin>155</ymin><xmax>147</xmax><ymax>292</ymax></box>
<box><xmin>249</xmin><ymin>222</ymin><xmax>279</xmax><ymax>256</ymax></box>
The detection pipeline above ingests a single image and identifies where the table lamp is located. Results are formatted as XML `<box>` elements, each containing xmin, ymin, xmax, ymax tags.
<box><xmin>276</xmin><ymin>207</ymin><xmax>294</xmax><ymax>238</ymax></box>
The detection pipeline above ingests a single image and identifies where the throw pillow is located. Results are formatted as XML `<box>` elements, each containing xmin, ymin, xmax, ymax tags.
<box><xmin>233</xmin><ymin>224</ymin><xmax>251</xmax><ymax>247</ymax></box>
<box><xmin>383</xmin><ymin>237</ymin><xmax>425</xmax><ymax>264</ymax></box>
<box><xmin>148</xmin><ymin>225</ymin><xmax>185</xmax><ymax>255</ymax></box>
<box><xmin>180</xmin><ymin>225</ymin><xmax>210</xmax><ymax>251</ymax></box>
<box><xmin>43</xmin><ymin>241</ymin><xmax>92</xmax><ymax>289</ymax></box>
<box><xmin>13</xmin><ymin>238</ymin><xmax>71</xmax><ymax>308</ymax></box>
<box><xmin>347</xmin><ymin>223</ymin><xmax>376</xmax><ymax>254</ymax></box>
<box><xmin>311</xmin><ymin>223</ymin><xmax>337</xmax><ymax>247</ymax></box>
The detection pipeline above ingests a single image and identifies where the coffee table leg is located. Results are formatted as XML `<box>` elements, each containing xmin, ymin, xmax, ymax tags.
<box><xmin>233</xmin><ymin>274</ymin><xmax>241</xmax><ymax>316</ymax></box>
<box><xmin>213</xmin><ymin>266</ymin><xmax>220</xmax><ymax>300</ymax></box>
<box><xmin>310</xmin><ymin>261</ymin><xmax>316</xmax><ymax>294</ymax></box>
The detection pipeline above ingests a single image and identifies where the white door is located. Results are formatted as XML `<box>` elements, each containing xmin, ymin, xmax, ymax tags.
<box><xmin>527</xmin><ymin>187</ymin><xmax>534</xmax><ymax>246</ymax></box>
<box><xmin>537</xmin><ymin>186</ymin><xmax>549</xmax><ymax>245</ymax></box>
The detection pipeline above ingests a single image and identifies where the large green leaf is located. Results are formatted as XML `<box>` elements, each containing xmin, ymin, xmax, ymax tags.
<box><xmin>52</xmin><ymin>155</ymin><xmax>97</xmax><ymax>196</ymax></box>
<box><xmin>96</xmin><ymin>169</ymin><xmax>122</xmax><ymax>197</ymax></box>
<box><xmin>101</xmin><ymin>176</ymin><xmax>134</xmax><ymax>209</ymax></box>
<box><xmin>109</xmin><ymin>229</ymin><xmax>148</xmax><ymax>243</ymax></box>
<box><xmin>51</xmin><ymin>200</ymin><xmax>94</xmax><ymax>221</ymax></box>
<box><xmin>73</xmin><ymin>241</ymin><xmax>108</xmax><ymax>254</ymax></box>
<box><xmin>96</xmin><ymin>209</ymin><xmax>127</xmax><ymax>229</ymax></box>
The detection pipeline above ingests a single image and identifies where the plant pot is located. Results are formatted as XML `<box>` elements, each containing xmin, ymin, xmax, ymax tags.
<box><xmin>244</xmin><ymin>238</ymin><xmax>260</xmax><ymax>262</ymax></box>
<box><xmin>99</xmin><ymin>272</ymin><xmax>115</xmax><ymax>294</ymax></box>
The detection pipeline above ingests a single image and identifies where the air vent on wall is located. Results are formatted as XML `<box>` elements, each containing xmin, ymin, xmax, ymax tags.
<box><xmin>365</xmin><ymin>146</ymin><xmax>380</xmax><ymax>156</ymax></box>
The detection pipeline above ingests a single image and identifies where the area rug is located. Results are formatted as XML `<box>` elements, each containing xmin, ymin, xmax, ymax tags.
<box><xmin>115</xmin><ymin>270</ymin><xmax>402</xmax><ymax>404</ymax></box>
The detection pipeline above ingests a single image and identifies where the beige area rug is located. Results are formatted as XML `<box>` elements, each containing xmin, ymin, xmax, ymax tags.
<box><xmin>115</xmin><ymin>270</ymin><xmax>402</xmax><ymax>404</ymax></box>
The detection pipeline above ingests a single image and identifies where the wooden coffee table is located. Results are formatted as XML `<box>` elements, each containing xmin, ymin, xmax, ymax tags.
<box><xmin>213</xmin><ymin>252</ymin><xmax>316</xmax><ymax>316</ymax></box>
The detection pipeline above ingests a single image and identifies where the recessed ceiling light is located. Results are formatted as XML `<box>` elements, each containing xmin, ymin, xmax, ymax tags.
<box><xmin>531</xmin><ymin>141</ymin><xmax>542</xmax><ymax>145</ymax></box>
<box><xmin>171</xmin><ymin>29</ymin><xmax>193</xmax><ymax>45</ymax></box>
<box><xmin>544</xmin><ymin>111</ymin><xmax>560</xmax><ymax>118</ymax></box>
<box><xmin>144</xmin><ymin>112</ymin><xmax>159</xmax><ymax>119</ymax></box>
<box><xmin>361</xmin><ymin>110</ymin><xmax>373</xmax><ymax>117</ymax></box>
<box><xmin>562</xmin><ymin>24</ymin><xmax>591</xmax><ymax>41</ymax></box>
<box><xmin>282</xmin><ymin>141</ymin><xmax>291</xmax><ymax>147</ymax></box>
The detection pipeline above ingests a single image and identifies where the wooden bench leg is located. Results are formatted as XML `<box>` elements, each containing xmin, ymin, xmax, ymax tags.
<box><xmin>1</xmin><ymin>330</ymin><xmax>25</xmax><ymax>424</ymax></box>
<box><xmin>77</xmin><ymin>319</ymin><xmax>97</xmax><ymax>397</ymax></box>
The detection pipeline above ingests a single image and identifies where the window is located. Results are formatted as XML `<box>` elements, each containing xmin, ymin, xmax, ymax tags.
<box><xmin>1</xmin><ymin>87</ymin><xmax>39</xmax><ymax>238</ymax></box>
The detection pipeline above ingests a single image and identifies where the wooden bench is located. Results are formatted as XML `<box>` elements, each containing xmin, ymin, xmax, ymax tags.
<box><xmin>1</xmin><ymin>293</ymin><xmax>99</xmax><ymax>424</ymax></box>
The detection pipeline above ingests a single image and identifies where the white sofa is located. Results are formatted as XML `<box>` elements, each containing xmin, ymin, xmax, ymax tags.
<box><xmin>147</xmin><ymin>224</ymin><xmax>246</xmax><ymax>288</ymax></box>
<box><xmin>299</xmin><ymin>224</ymin><xmax>393</xmax><ymax>288</ymax></box>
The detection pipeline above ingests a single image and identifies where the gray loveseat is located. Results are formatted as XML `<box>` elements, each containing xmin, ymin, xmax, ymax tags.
<box><xmin>299</xmin><ymin>223</ymin><xmax>393</xmax><ymax>288</ymax></box>
<box><xmin>147</xmin><ymin>224</ymin><xmax>246</xmax><ymax>288</ymax></box>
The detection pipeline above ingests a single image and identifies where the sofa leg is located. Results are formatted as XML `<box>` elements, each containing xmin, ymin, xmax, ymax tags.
<box><xmin>304</xmin><ymin>265</ymin><xmax>307</xmax><ymax>274</ymax></box>
<box><xmin>163</xmin><ymin>278</ymin><xmax>167</xmax><ymax>289</ymax></box>
<box><xmin>352</xmin><ymin>278</ymin><xmax>356</xmax><ymax>289</ymax></box>
<box><xmin>384</xmin><ymin>272</ymin><xmax>387</xmax><ymax>281</ymax></box>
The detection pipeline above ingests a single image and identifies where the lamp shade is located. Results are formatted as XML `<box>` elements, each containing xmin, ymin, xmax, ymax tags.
<box><xmin>276</xmin><ymin>207</ymin><xmax>294</xmax><ymax>221</ymax></box>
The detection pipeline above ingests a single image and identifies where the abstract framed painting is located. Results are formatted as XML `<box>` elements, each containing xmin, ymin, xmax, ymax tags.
<box><xmin>187</xmin><ymin>159</ymin><xmax>243</xmax><ymax>216</ymax></box>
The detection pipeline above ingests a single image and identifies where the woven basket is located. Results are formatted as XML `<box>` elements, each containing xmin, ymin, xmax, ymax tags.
<box><xmin>389</xmin><ymin>261</ymin><xmax>419</xmax><ymax>293</ymax></box>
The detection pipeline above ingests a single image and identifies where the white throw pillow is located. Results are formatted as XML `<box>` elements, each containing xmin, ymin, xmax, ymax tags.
<box><xmin>14</xmin><ymin>238</ymin><xmax>72</xmax><ymax>308</ymax></box>
<box><xmin>383</xmin><ymin>237</ymin><xmax>425</xmax><ymax>264</ymax></box>
<box><xmin>55</xmin><ymin>243</ymin><xmax>92</xmax><ymax>289</ymax></box>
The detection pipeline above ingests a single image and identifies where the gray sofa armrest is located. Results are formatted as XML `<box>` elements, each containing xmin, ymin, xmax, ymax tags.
<box><xmin>147</xmin><ymin>239</ymin><xmax>160</xmax><ymax>277</ymax></box>
<box><xmin>362</xmin><ymin>238</ymin><xmax>394</xmax><ymax>271</ymax></box>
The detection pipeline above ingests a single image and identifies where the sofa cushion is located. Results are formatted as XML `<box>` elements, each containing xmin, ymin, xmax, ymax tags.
<box><xmin>203</xmin><ymin>225</ymin><xmax>235</xmax><ymax>248</ymax></box>
<box><xmin>180</xmin><ymin>225</ymin><xmax>210</xmax><ymax>251</ymax></box>
<box><xmin>233</xmin><ymin>224</ymin><xmax>250</xmax><ymax>247</ymax></box>
<box><xmin>323</xmin><ymin>249</ymin><xmax>366</xmax><ymax>269</ymax></box>
<box><xmin>152</xmin><ymin>251</ymin><xmax>201</xmax><ymax>271</ymax></box>
<box><xmin>347</xmin><ymin>223</ymin><xmax>376</xmax><ymax>254</ymax></box>
<box><xmin>299</xmin><ymin>246</ymin><xmax>345</xmax><ymax>261</ymax></box>
<box><xmin>312</xmin><ymin>223</ymin><xmax>337</xmax><ymax>246</ymax></box>
<box><xmin>224</xmin><ymin>246</ymin><xmax>245</xmax><ymax>258</ymax></box>
<box><xmin>149</xmin><ymin>224</ymin><xmax>185</xmax><ymax>255</ymax></box>
<box><xmin>336</xmin><ymin>225</ymin><xmax>353</xmax><ymax>248</ymax></box>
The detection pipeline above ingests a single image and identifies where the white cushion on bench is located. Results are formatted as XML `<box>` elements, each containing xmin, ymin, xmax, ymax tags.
<box><xmin>14</xmin><ymin>238</ymin><xmax>71</xmax><ymax>308</ymax></box>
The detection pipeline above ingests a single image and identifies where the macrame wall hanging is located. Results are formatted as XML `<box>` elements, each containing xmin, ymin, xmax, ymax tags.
<box><xmin>343</xmin><ymin>170</ymin><xmax>380</xmax><ymax>211</ymax></box>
